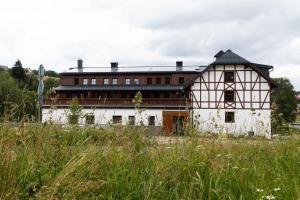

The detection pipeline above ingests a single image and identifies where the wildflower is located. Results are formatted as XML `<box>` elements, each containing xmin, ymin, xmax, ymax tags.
<box><xmin>256</xmin><ymin>188</ymin><xmax>264</xmax><ymax>192</ymax></box>
<box><xmin>273</xmin><ymin>188</ymin><xmax>281</xmax><ymax>191</ymax></box>
<box><xmin>265</xmin><ymin>194</ymin><xmax>276</xmax><ymax>200</ymax></box>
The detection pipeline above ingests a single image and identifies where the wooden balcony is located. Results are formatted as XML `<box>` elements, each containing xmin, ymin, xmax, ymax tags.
<box><xmin>43</xmin><ymin>98</ymin><xmax>190</xmax><ymax>107</ymax></box>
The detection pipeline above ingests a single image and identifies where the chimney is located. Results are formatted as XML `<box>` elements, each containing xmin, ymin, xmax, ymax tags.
<box><xmin>176</xmin><ymin>61</ymin><xmax>183</xmax><ymax>71</ymax></box>
<box><xmin>111</xmin><ymin>62</ymin><xmax>118</xmax><ymax>68</ymax></box>
<box><xmin>214</xmin><ymin>50</ymin><xmax>224</xmax><ymax>59</ymax></box>
<box><xmin>77</xmin><ymin>59</ymin><xmax>83</xmax><ymax>69</ymax></box>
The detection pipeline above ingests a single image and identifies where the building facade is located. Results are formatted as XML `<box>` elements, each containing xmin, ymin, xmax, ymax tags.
<box><xmin>42</xmin><ymin>50</ymin><xmax>276</xmax><ymax>137</ymax></box>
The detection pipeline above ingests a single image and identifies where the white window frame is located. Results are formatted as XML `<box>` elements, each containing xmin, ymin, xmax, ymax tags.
<box><xmin>125</xmin><ymin>78</ymin><xmax>131</xmax><ymax>85</ymax></box>
<box><xmin>83</xmin><ymin>78</ymin><xmax>88</xmax><ymax>85</ymax></box>
<box><xmin>134</xmin><ymin>78</ymin><xmax>140</xmax><ymax>85</ymax></box>
<box><xmin>104</xmin><ymin>78</ymin><xmax>109</xmax><ymax>85</ymax></box>
<box><xmin>112</xmin><ymin>78</ymin><xmax>118</xmax><ymax>85</ymax></box>
<box><xmin>91</xmin><ymin>78</ymin><xmax>96</xmax><ymax>85</ymax></box>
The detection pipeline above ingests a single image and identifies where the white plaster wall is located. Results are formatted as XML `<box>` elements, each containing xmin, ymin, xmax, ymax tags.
<box><xmin>42</xmin><ymin>108</ymin><xmax>168</xmax><ymax>126</ymax></box>
<box><xmin>192</xmin><ymin>109</ymin><xmax>271</xmax><ymax>138</ymax></box>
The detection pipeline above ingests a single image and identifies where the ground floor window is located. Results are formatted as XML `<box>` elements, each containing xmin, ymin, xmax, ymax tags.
<box><xmin>86</xmin><ymin>115</ymin><xmax>95</xmax><ymax>124</ymax></box>
<box><xmin>225</xmin><ymin>112</ymin><xmax>235</xmax><ymax>123</ymax></box>
<box><xmin>148</xmin><ymin>116</ymin><xmax>155</xmax><ymax>126</ymax></box>
<box><xmin>128</xmin><ymin>116</ymin><xmax>135</xmax><ymax>125</ymax></box>
<box><xmin>112</xmin><ymin>115</ymin><xmax>122</xmax><ymax>124</ymax></box>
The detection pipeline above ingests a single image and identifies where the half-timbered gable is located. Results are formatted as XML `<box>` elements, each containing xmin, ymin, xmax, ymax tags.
<box><xmin>191</xmin><ymin>50</ymin><xmax>276</xmax><ymax>138</ymax></box>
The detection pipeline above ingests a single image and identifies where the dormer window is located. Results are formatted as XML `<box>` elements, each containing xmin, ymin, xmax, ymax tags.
<box><xmin>165</xmin><ymin>77</ymin><xmax>171</xmax><ymax>84</ymax></box>
<box><xmin>125</xmin><ymin>78</ymin><xmax>131</xmax><ymax>85</ymax></box>
<box><xmin>74</xmin><ymin>78</ymin><xmax>79</xmax><ymax>85</ymax></box>
<box><xmin>179</xmin><ymin>77</ymin><xmax>184</xmax><ymax>84</ymax></box>
<box><xmin>134</xmin><ymin>78</ymin><xmax>140</xmax><ymax>85</ymax></box>
<box><xmin>147</xmin><ymin>78</ymin><xmax>152</xmax><ymax>84</ymax></box>
<box><xmin>83</xmin><ymin>78</ymin><xmax>88</xmax><ymax>85</ymax></box>
<box><xmin>91</xmin><ymin>78</ymin><xmax>96</xmax><ymax>85</ymax></box>
<box><xmin>156</xmin><ymin>77</ymin><xmax>161</xmax><ymax>84</ymax></box>
<box><xmin>112</xmin><ymin>78</ymin><xmax>118</xmax><ymax>85</ymax></box>
<box><xmin>104</xmin><ymin>78</ymin><xmax>109</xmax><ymax>85</ymax></box>
<box><xmin>224</xmin><ymin>71</ymin><xmax>234</xmax><ymax>83</ymax></box>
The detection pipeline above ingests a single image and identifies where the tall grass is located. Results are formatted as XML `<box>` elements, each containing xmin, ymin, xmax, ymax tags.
<box><xmin>0</xmin><ymin>123</ymin><xmax>300</xmax><ymax>199</ymax></box>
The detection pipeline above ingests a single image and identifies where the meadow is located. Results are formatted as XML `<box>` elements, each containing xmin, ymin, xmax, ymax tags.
<box><xmin>0</xmin><ymin>123</ymin><xmax>300</xmax><ymax>200</ymax></box>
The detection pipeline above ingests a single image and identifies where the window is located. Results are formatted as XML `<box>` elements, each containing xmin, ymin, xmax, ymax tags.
<box><xmin>148</xmin><ymin>116</ymin><xmax>155</xmax><ymax>126</ymax></box>
<box><xmin>224</xmin><ymin>90</ymin><xmax>235</xmax><ymax>102</ymax></box>
<box><xmin>83</xmin><ymin>78</ymin><xmax>88</xmax><ymax>85</ymax></box>
<box><xmin>164</xmin><ymin>93</ymin><xmax>170</xmax><ymax>98</ymax></box>
<box><xmin>147</xmin><ymin>78</ymin><xmax>152</xmax><ymax>84</ymax></box>
<box><xmin>112</xmin><ymin>78</ymin><xmax>118</xmax><ymax>85</ymax></box>
<box><xmin>112</xmin><ymin>116</ymin><xmax>122</xmax><ymax>124</ymax></box>
<box><xmin>165</xmin><ymin>77</ymin><xmax>171</xmax><ymax>84</ymax></box>
<box><xmin>156</xmin><ymin>77</ymin><xmax>161</xmax><ymax>84</ymax></box>
<box><xmin>128</xmin><ymin>116</ymin><xmax>135</xmax><ymax>125</ymax></box>
<box><xmin>179</xmin><ymin>77</ymin><xmax>184</xmax><ymax>84</ymax></box>
<box><xmin>125</xmin><ymin>78</ymin><xmax>131</xmax><ymax>85</ymax></box>
<box><xmin>224</xmin><ymin>71</ymin><xmax>234</xmax><ymax>83</ymax></box>
<box><xmin>134</xmin><ymin>78</ymin><xmax>140</xmax><ymax>85</ymax></box>
<box><xmin>145</xmin><ymin>93</ymin><xmax>150</xmax><ymax>98</ymax></box>
<box><xmin>225</xmin><ymin>112</ymin><xmax>235</xmax><ymax>123</ymax></box>
<box><xmin>107</xmin><ymin>92</ymin><xmax>112</xmax><ymax>98</ymax></box>
<box><xmin>86</xmin><ymin>115</ymin><xmax>95</xmax><ymax>124</ymax></box>
<box><xmin>121</xmin><ymin>93</ymin><xmax>127</xmax><ymax>98</ymax></box>
<box><xmin>74</xmin><ymin>78</ymin><xmax>79</xmax><ymax>85</ymax></box>
<box><xmin>154</xmin><ymin>93</ymin><xmax>160</xmax><ymax>98</ymax></box>
<box><xmin>91</xmin><ymin>78</ymin><xmax>96</xmax><ymax>85</ymax></box>
<box><xmin>104</xmin><ymin>78</ymin><xmax>109</xmax><ymax>85</ymax></box>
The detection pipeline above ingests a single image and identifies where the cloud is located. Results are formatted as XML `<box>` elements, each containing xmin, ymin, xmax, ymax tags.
<box><xmin>0</xmin><ymin>0</ymin><xmax>299</xmax><ymax>90</ymax></box>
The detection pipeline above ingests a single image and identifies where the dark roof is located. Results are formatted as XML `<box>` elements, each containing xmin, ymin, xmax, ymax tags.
<box><xmin>55</xmin><ymin>85</ymin><xmax>185</xmax><ymax>91</ymax></box>
<box><xmin>61</xmin><ymin>66</ymin><xmax>206</xmax><ymax>74</ymax></box>
<box><xmin>212</xmin><ymin>49</ymin><xmax>250</xmax><ymax>65</ymax></box>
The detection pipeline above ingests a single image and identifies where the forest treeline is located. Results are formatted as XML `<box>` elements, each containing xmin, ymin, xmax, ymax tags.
<box><xmin>0</xmin><ymin>60</ymin><xmax>59</xmax><ymax>121</ymax></box>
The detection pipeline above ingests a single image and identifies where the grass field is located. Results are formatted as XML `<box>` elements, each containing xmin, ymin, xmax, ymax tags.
<box><xmin>0</xmin><ymin>124</ymin><xmax>300</xmax><ymax>199</ymax></box>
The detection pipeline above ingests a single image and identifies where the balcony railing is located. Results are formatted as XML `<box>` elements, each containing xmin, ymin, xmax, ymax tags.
<box><xmin>43</xmin><ymin>98</ymin><xmax>190</xmax><ymax>107</ymax></box>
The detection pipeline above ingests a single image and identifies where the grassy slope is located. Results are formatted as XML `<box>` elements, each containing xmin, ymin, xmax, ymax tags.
<box><xmin>0</xmin><ymin>124</ymin><xmax>300</xmax><ymax>199</ymax></box>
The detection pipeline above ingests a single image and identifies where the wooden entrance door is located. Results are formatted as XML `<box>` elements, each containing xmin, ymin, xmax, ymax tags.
<box><xmin>162</xmin><ymin>111</ymin><xmax>188</xmax><ymax>135</ymax></box>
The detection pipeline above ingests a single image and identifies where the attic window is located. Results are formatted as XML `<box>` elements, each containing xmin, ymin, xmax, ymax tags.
<box><xmin>224</xmin><ymin>90</ymin><xmax>234</xmax><ymax>102</ymax></box>
<box><xmin>224</xmin><ymin>71</ymin><xmax>234</xmax><ymax>82</ymax></box>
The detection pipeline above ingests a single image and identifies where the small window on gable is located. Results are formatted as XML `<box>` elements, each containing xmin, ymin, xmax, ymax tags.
<box><xmin>225</xmin><ymin>112</ymin><xmax>235</xmax><ymax>123</ymax></box>
<box><xmin>224</xmin><ymin>90</ymin><xmax>235</xmax><ymax>102</ymax></box>
<box><xmin>86</xmin><ymin>115</ymin><xmax>95</xmax><ymax>124</ymax></box>
<box><xmin>165</xmin><ymin>77</ymin><xmax>171</xmax><ymax>84</ymax></box>
<box><xmin>179</xmin><ymin>77</ymin><xmax>184</xmax><ymax>84</ymax></box>
<box><xmin>112</xmin><ymin>116</ymin><xmax>122</xmax><ymax>124</ymax></box>
<box><xmin>74</xmin><ymin>78</ymin><xmax>79</xmax><ymax>85</ymax></box>
<box><xmin>147</xmin><ymin>78</ymin><xmax>152</xmax><ymax>84</ymax></box>
<box><xmin>83</xmin><ymin>78</ymin><xmax>88</xmax><ymax>85</ymax></box>
<box><xmin>91</xmin><ymin>78</ymin><xmax>96</xmax><ymax>85</ymax></box>
<box><xmin>104</xmin><ymin>78</ymin><xmax>109</xmax><ymax>85</ymax></box>
<box><xmin>128</xmin><ymin>116</ymin><xmax>135</xmax><ymax>125</ymax></box>
<box><xmin>224</xmin><ymin>71</ymin><xmax>234</xmax><ymax>83</ymax></box>
<box><xmin>148</xmin><ymin>116</ymin><xmax>155</xmax><ymax>126</ymax></box>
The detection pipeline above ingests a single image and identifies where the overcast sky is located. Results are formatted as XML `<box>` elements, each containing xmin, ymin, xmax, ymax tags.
<box><xmin>0</xmin><ymin>0</ymin><xmax>300</xmax><ymax>89</ymax></box>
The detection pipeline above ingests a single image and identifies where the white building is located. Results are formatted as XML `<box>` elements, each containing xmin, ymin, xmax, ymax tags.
<box><xmin>42</xmin><ymin>50</ymin><xmax>277</xmax><ymax>137</ymax></box>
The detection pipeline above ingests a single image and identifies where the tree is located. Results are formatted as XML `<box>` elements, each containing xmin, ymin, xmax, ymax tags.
<box><xmin>44</xmin><ymin>70</ymin><xmax>59</xmax><ymax>77</ymax></box>
<box><xmin>67</xmin><ymin>98</ymin><xmax>82</xmax><ymax>124</ymax></box>
<box><xmin>271</xmin><ymin>78</ymin><xmax>297</xmax><ymax>123</ymax></box>
<box><xmin>44</xmin><ymin>78</ymin><xmax>59</xmax><ymax>96</ymax></box>
<box><xmin>10</xmin><ymin>60</ymin><xmax>26</xmax><ymax>84</ymax></box>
